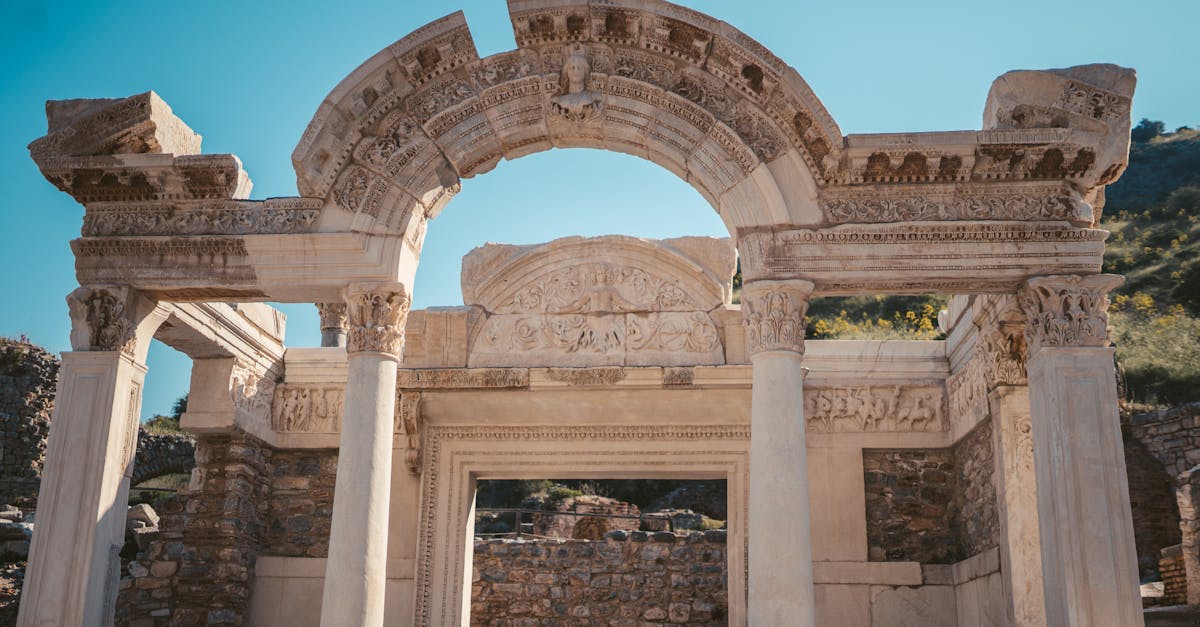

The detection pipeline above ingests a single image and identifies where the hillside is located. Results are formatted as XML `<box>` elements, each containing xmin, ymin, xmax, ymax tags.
<box><xmin>798</xmin><ymin>119</ymin><xmax>1200</xmax><ymax>406</ymax></box>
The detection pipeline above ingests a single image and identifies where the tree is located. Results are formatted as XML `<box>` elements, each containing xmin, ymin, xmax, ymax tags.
<box><xmin>170</xmin><ymin>394</ymin><xmax>188</xmax><ymax>420</ymax></box>
<box><xmin>1131</xmin><ymin>118</ymin><xmax>1166</xmax><ymax>143</ymax></box>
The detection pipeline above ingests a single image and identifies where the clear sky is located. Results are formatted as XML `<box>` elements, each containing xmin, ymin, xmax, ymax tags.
<box><xmin>1</xmin><ymin>0</ymin><xmax>1196</xmax><ymax>419</ymax></box>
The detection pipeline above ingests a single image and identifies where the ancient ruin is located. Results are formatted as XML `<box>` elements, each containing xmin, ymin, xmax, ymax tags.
<box><xmin>18</xmin><ymin>0</ymin><xmax>1144</xmax><ymax>625</ymax></box>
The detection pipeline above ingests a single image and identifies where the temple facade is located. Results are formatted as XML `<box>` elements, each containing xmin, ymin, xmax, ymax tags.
<box><xmin>18</xmin><ymin>1</ymin><xmax>1142</xmax><ymax>625</ymax></box>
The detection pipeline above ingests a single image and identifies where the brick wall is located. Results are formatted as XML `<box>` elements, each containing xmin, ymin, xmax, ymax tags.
<box><xmin>471</xmin><ymin>530</ymin><xmax>728</xmax><ymax>625</ymax></box>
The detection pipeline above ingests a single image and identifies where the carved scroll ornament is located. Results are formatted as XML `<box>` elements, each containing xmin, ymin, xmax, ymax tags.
<box><xmin>741</xmin><ymin>280</ymin><xmax>813</xmax><ymax>355</ymax></box>
<box><xmin>1018</xmin><ymin>274</ymin><xmax>1122</xmax><ymax>354</ymax></box>
<box><xmin>345</xmin><ymin>283</ymin><xmax>412</xmax><ymax>355</ymax></box>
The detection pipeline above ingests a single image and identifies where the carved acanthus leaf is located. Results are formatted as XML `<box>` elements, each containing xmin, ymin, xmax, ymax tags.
<box><xmin>315</xmin><ymin>302</ymin><xmax>348</xmax><ymax>331</ymax></box>
<box><xmin>1018</xmin><ymin>274</ymin><xmax>1122</xmax><ymax>354</ymax></box>
<box><xmin>346</xmin><ymin>283</ymin><xmax>411</xmax><ymax>355</ymax></box>
<box><xmin>741</xmin><ymin>280</ymin><xmax>813</xmax><ymax>355</ymax></box>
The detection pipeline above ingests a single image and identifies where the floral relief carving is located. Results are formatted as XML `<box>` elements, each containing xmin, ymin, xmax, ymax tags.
<box><xmin>1018</xmin><ymin>274</ymin><xmax>1122</xmax><ymax>354</ymax></box>
<box><xmin>497</xmin><ymin>263</ymin><xmax>697</xmax><ymax>315</ymax></box>
<box><xmin>346</xmin><ymin>284</ymin><xmax>412</xmax><ymax>355</ymax></box>
<box><xmin>82</xmin><ymin>200</ymin><xmax>321</xmax><ymax>236</ymax></box>
<box><xmin>741</xmin><ymin>280</ymin><xmax>813</xmax><ymax>355</ymax></box>
<box><xmin>805</xmin><ymin>385</ymin><xmax>946</xmax><ymax>433</ymax></box>
<box><xmin>820</xmin><ymin>189</ymin><xmax>1077</xmax><ymax>224</ymax></box>
<box><xmin>980</xmin><ymin>316</ymin><xmax>1028</xmax><ymax>387</ymax></box>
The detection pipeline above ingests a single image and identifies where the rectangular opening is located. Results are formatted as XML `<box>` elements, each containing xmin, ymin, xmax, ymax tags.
<box><xmin>469</xmin><ymin>478</ymin><xmax>729</xmax><ymax>625</ymax></box>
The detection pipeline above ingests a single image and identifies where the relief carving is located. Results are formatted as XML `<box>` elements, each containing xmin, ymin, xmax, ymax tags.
<box><xmin>496</xmin><ymin>262</ymin><xmax>697</xmax><ymax>315</ymax></box>
<box><xmin>820</xmin><ymin>186</ymin><xmax>1079</xmax><ymax>224</ymax></box>
<box><xmin>549</xmin><ymin>43</ymin><xmax>604</xmax><ymax>123</ymax></box>
<box><xmin>68</xmin><ymin>286</ymin><xmax>138</xmax><ymax>355</ymax></box>
<box><xmin>741</xmin><ymin>280</ymin><xmax>812</xmax><ymax>355</ymax></box>
<box><xmin>805</xmin><ymin>385</ymin><xmax>946</xmax><ymax>433</ymax></box>
<box><xmin>346</xmin><ymin>283</ymin><xmax>412</xmax><ymax>356</ymax></box>
<box><xmin>231</xmin><ymin>361</ymin><xmax>278</xmax><ymax>429</ymax></box>
<box><xmin>82</xmin><ymin>199</ymin><xmax>321</xmax><ymax>236</ymax></box>
<box><xmin>398</xmin><ymin>392</ymin><xmax>423</xmax><ymax>474</ymax></box>
<box><xmin>271</xmin><ymin>384</ymin><xmax>344</xmax><ymax>433</ymax></box>
<box><xmin>1018</xmin><ymin>274</ymin><xmax>1122</xmax><ymax>354</ymax></box>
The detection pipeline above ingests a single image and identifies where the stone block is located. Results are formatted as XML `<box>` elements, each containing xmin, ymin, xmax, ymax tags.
<box><xmin>870</xmin><ymin>585</ymin><xmax>956</xmax><ymax>627</ymax></box>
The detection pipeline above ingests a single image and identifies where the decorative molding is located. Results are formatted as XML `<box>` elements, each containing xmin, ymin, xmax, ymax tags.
<box><xmin>542</xmin><ymin>367</ymin><xmax>626</xmax><ymax>386</ymax></box>
<box><xmin>493</xmin><ymin>262</ymin><xmax>699</xmax><ymax>315</ymax></box>
<box><xmin>81</xmin><ymin>199</ymin><xmax>321</xmax><ymax>236</ymax></box>
<box><xmin>270</xmin><ymin>383</ymin><xmax>344</xmax><ymax>433</ymax></box>
<box><xmin>1018</xmin><ymin>274</ymin><xmax>1123</xmax><ymax>354</ymax></box>
<box><xmin>345</xmin><ymin>283</ymin><xmax>411</xmax><ymax>356</ymax></box>
<box><xmin>741</xmin><ymin>280</ymin><xmax>813</xmax><ymax>355</ymax></box>
<box><xmin>805</xmin><ymin>385</ymin><xmax>946</xmax><ymax>433</ymax></box>
<box><xmin>73</xmin><ymin>237</ymin><xmax>249</xmax><ymax>258</ymax></box>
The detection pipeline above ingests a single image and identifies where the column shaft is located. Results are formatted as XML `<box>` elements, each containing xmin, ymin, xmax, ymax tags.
<box><xmin>320</xmin><ymin>283</ymin><xmax>409</xmax><ymax>627</ymax></box>
<box><xmin>18</xmin><ymin>352</ymin><xmax>146</xmax><ymax>626</ymax></box>
<box><xmin>319</xmin><ymin>354</ymin><xmax>399</xmax><ymax>625</ymax></box>
<box><xmin>742</xmin><ymin>279</ymin><xmax>815</xmax><ymax>626</ymax></box>
<box><xmin>748</xmin><ymin>351</ymin><xmax>815</xmax><ymax>625</ymax></box>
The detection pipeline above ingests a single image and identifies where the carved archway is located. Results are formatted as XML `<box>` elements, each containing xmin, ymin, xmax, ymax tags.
<box><xmin>293</xmin><ymin>1</ymin><xmax>843</xmax><ymax>249</ymax></box>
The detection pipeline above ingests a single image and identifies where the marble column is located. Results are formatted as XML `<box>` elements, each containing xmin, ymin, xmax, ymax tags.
<box><xmin>742</xmin><ymin>279</ymin><xmax>816</xmax><ymax>626</ymax></box>
<box><xmin>1018</xmin><ymin>274</ymin><xmax>1144</xmax><ymax>627</ymax></box>
<box><xmin>320</xmin><ymin>283</ymin><xmax>410</xmax><ymax>627</ymax></box>
<box><xmin>19</xmin><ymin>286</ymin><xmax>165</xmax><ymax>627</ymax></box>
<box><xmin>316</xmin><ymin>302</ymin><xmax>348</xmax><ymax>348</ymax></box>
<box><xmin>979</xmin><ymin>302</ymin><xmax>1047</xmax><ymax>627</ymax></box>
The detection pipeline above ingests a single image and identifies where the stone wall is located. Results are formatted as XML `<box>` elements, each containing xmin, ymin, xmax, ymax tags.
<box><xmin>0</xmin><ymin>340</ymin><xmax>57</xmax><ymax>507</ymax></box>
<box><xmin>1123</xmin><ymin>427</ymin><xmax>1181</xmax><ymax>579</ymax></box>
<box><xmin>1159</xmin><ymin>545</ymin><xmax>1187</xmax><ymax>606</ymax></box>
<box><xmin>132</xmin><ymin>431</ymin><xmax>196</xmax><ymax>486</ymax></box>
<box><xmin>262</xmin><ymin>450</ymin><xmax>336</xmax><ymax>558</ymax></box>
<box><xmin>117</xmin><ymin>434</ymin><xmax>271</xmax><ymax>626</ymax></box>
<box><xmin>1129</xmin><ymin>403</ymin><xmax>1200</xmax><ymax>478</ymax></box>
<box><xmin>954</xmin><ymin>421</ymin><xmax>999</xmax><ymax>557</ymax></box>
<box><xmin>864</xmin><ymin>420</ymin><xmax>999</xmax><ymax>564</ymax></box>
<box><xmin>470</xmin><ymin>530</ymin><xmax>727</xmax><ymax>626</ymax></box>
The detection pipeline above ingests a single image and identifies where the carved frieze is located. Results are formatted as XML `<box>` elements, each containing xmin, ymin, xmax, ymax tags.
<box><xmin>818</xmin><ymin>183</ymin><xmax>1083</xmax><ymax>225</ymax></box>
<box><xmin>346</xmin><ymin>283</ymin><xmax>412</xmax><ymax>356</ymax></box>
<box><xmin>81</xmin><ymin>199</ymin><xmax>321</xmax><ymax>236</ymax></box>
<box><xmin>741</xmin><ymin>280</ymin><xmax>812</xmax><ymax>356</ymax></box>
<box><xmin>231</xmin><ymin>361</ymin><xmax>278</xmax><ymax>429</ymax></box>
<box><xmin>805</xmin><ymin>385</ymin><xmax>946</xmax><ymax>433</ymax></box>
<box><xmin>494</xmin><ymin>262</ymin><xmax>699</xmax><ymax>315</ymax></box>
<box><xmin>396</xmin><ymin>368</ymin><xmax>530</xmax><ymax>390</ymax></box>
<box><xmin>1018</xmin><ymin>274</ymin><xmax>1123</xmax><ymax>354</ymax></box>
<box><xmin>947</xmin><ymin>356</ymin><xmax>988</xmax><ymax>421</ymax></box>
<box><xmin>271</xmin><ymin>384</ymin><xmax>344</xmax><ymax>433</ymax></box>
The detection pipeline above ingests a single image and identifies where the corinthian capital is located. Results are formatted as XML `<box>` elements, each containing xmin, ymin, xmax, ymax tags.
<box><xmin>1017</xmin><ymin>274</ymin><xmax>1123</xmax><ymax>356</ymax></box>
<box><xmin>741</xmin><ymin>279</ymin><xmax>814</xmax><ymax>356</ymax></box>
<box><xmin>345</xmin><ymin>283</ymin><xmax>411</xmax><ymax>356</ymax></box>
<box><xmin>66</xmin><ymin>285</ymin><xmax>142</xmax><ymax>356</ymax></box>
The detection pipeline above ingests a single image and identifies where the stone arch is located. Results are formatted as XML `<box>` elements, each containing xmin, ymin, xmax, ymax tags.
<box><xmin>292</xmin><ymin>0</ymin><xmax>843</xmax><ymax>251</ymax></box>
<box><xmin>132</xmin><ymin>430</ymin><xmax>196</xmax><ymax>486</ymax></box>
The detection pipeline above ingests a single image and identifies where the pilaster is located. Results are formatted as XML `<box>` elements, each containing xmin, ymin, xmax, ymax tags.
<box><xmin>1017</xmin><ymin>274</ymin><xmax>1143</xmax><ymax>627</ymax></box>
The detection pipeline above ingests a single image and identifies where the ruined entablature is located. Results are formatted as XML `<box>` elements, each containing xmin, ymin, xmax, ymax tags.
<box><xmin>460</xmin><ymin>235</ymin><xmax>735</xmax><ymax>367</ymax></box>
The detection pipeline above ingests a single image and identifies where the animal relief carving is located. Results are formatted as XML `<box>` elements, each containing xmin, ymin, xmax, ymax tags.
<box><xmin>805</xmin><ymin>386</ymin><xmax>946</xmax><ymax>433</ymax></box>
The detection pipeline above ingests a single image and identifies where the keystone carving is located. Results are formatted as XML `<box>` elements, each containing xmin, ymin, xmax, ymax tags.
<box><xmin>345</xmin><ymin>283</ymin><xmax>411</xmax><ymax>356</ymax></box>
<box><xmin>1018</xmin><ymin>274</ymin><xmax>1123</xmax><ymax>355</ymax></box>
<box><xmin>550</xmin><ymin>43</ymin><xmax>604</xmax><ymax>123</ymax></box>
<box><xmin>741</xmin><ymin>280</ymin><xmax>813</xmax><ymax>355</ymax></box>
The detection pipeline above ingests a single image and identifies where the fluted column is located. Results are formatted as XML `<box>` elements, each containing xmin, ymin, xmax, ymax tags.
<box><xmin>19</xmin><ymin>286</ymin><xmax>166</xmax><ymax>627</ymax></box>
<box><xmin>1017</xmin><ymin>274</ymin><xmax>1143</xmax><ymax>627</ymax></box>
<box><xmin>320</xmin><ymin>283</ymin><xmax>410</xmax><ymax>627</ymax></box>
<box><xmin>316</xmin><ymin>302</ymin><xmax>348</xmax><ymax>348</ymax></box>
<box><xmin>743</xmin><ymin>279</ymin><xmax>816</xmax><ymax>626</ymax></box>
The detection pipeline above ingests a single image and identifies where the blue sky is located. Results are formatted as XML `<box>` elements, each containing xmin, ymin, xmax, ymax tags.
<box><xmin>1</xmin><ymin>0</ymin><xmax>1196</xmax><ymax>419</ymax></box>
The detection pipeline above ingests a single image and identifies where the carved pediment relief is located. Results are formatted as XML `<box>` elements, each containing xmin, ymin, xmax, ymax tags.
<box><xmin>461</xmin><ymin>235</ymin><xmax>734</xmax><ymax>367</ymax></box>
